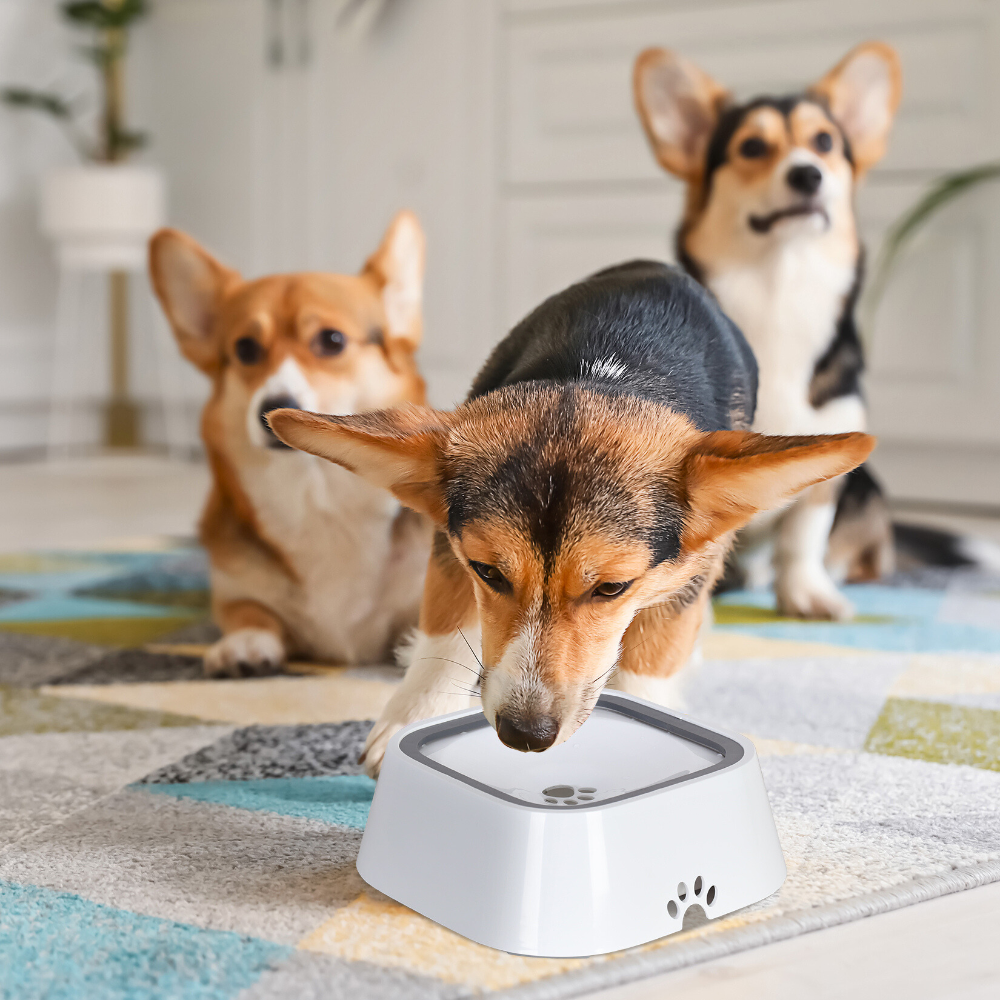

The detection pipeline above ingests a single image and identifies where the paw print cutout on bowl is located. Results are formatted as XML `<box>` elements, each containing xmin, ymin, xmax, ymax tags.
<box><xmin>667</xmin><ymin>875</ymin><xmax>716</xmax><ymax>919</ymax></box>
<box><xmin>542</xmin><ymin>784</ymin><xmax>597</xmax><ymax>805</ymax></box>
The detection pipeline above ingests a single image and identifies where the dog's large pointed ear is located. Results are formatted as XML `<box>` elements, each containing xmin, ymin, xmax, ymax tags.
<box><xmin>810</xmin><ymin>42</ymin><xmax>902</xmax><ymax>176</ymax></box>
<box><xmin>362</xmin><ymin>210</ymin><xmax>425</xmax><ymax>350</ymax></box>
<box><xmin>633</xmin><ymin>48</ymin><xmax>729</xmax><ymax>180</ymax></box>
<box><xmin>683</xmin><ymin>431</ymin><xmax>875</xmax><ymax>549</ymax></box>
<box><xmin>149</xmin><ymin>229</ymin><xmax>241</xmax><ymax>374</ymax></box>
<box><xmin>267</xmin><ymin>405</ymin><xmax>451</xmax><ymax>521</ymax></box>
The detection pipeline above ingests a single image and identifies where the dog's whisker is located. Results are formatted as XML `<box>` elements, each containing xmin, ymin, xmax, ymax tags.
<box><xmin>584</xmin><ymin>661</ymin><xmax>618</xmax><ymax>699</ymax></box>
<box><xmin>457</xmin><ymin>626</ymin><xmax>485</xmax><ymax>672</ymax></box>
<box><xmin>414</xmin><ymin>655</ymin><xmax>482</xmax><ymax>680</ymax></box>
<box><xmin>430</xmin><ymin>686</ymin><xmax>481</xmax><ymax>700</ymax></box>
<box><xmin>619</xmin><ymin>630</ymin><xmax>656</xmax><ymax>658</ymax></box>
<box><xmin>593</xmin><ymin>661</ymin><xmax>618</xmax><ymax>684</ymax></box>
<box><xmin>441</xmin><ymin>678</ymin><xmax>481</xmax><ymax>694</ymax></box>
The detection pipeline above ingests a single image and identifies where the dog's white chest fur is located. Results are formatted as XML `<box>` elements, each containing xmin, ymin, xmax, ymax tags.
<box><xmin>707</xmin><ymin>242</ymin><xmax>865</xmax><ymax>436</ymax></box>
<box><xmin>226</xmin><ymin>452</ymin><xmax>424</xmax><ymax>662</ymax></box>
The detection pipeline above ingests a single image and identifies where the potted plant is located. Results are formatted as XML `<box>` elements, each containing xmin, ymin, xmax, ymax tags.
<box><xmin>867</xmin><ymin>163</ymin><xmax>1000</xmax><ymax>314</ymax></box>
<box><xmin>3</xmin><ymin>0</ymin><xmax>164</xmax><ymax>448</ymax></box>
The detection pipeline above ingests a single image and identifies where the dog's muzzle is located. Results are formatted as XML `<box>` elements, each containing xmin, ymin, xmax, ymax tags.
<box><xmin>748</xmin><ymin>202</ymin><xmax>829</xmax><ymax>234</ymax></box>
<box><xmin>258</xmin><ymin>395</ymin><xmax>299</xmax><ymax>448</ymax></box>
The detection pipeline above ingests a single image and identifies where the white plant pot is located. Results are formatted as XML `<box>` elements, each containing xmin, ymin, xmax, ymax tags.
<box><xmin>41</xmin><ymin>164</ymin><xmax>166</xmax><ymax>271</ymax></box>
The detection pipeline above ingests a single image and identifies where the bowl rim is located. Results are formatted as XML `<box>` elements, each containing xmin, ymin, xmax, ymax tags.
<box><xmin>397</xmin><ymin>691</ymin><xmax>746</xmax><ymax>810</ymax></box>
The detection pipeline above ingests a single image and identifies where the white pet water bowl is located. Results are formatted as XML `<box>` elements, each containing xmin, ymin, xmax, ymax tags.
<box><xmin>357</xmin><ymin>691</ymin><xmax>785</xmax><ymax>957</ymax></box>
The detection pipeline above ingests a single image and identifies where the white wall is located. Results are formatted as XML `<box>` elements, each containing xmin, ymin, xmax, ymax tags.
<box><xmin>0</xmin><ymin>1</ymin><xmax>75</xmax><ymax>454</ymax></box>
<box><xmin>302</xmin><ymin>0</ymin><xmax>498</xmax><ymax>408</ymax></box>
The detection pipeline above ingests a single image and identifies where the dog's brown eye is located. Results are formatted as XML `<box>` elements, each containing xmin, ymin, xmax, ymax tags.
<box><xmin>814</xmin><ymin>131</ymin><xmax>833</xmax><ymax>153</ymax></box>
<box><xmin>234</xmin><ymin>337</ymin><xmax>264</xmax><ymax>365</ymax></box>
<box><xmin>312</xmin><ymin>328</ymin><xmax>346</xmax><ymax>357</ymax></box>
<box><xmin>593</xmin><ymin>581</ymin><xmax>631</xmax><ymax>599</ymax></box>
<box><xmin>470</xmin><ymin>561</ymin><xmax>510</xmax><ymax>593</ymax></box>
<box><xmin>739</xmin><ymin>137</ymin><xmax>767</xmax><ymax>159</ymax></box>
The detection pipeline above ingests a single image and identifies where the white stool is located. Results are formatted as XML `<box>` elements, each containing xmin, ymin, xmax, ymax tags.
<box><xmin>41</xmin><ymin>165</ymin><xmax>189</xmax><ymax>458</ymax></box>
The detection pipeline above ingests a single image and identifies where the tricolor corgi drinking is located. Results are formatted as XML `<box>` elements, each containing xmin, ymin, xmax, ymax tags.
<box><xmin>271</xmin><ymin>262</ymin><xmax>873</xmax><ymax>774</ymax></box>
<box><xmin>634</xmin><ymin>42</ymin><xmax>901</xmax><ymax>618</ymax></box>
<box><xmin>149</xmin><ymin>212</ymin><xmax>431</xmax><ymax>676</ymax></box>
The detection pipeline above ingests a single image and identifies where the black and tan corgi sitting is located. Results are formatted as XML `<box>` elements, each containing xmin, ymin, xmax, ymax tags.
<box><xmin>634</xmin><ymin>42</ymin><xmax>901</xmax><ymax>619</ymax></box>
<box><xmin>149</xmin><ymin>212</ymin><xmax>431</xmax><ymax>676</ymax></box>
<box><xmin>271</xmin><ymin>262</ymin><xmax>872</xmax><ymax>774</ymax></box>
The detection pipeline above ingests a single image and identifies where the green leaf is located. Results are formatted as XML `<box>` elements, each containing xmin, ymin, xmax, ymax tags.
<box><xmin>62</xmin><ymin>0</ymin><xmax>148</xmax><ymax>30</ymax></box>
<box><xmin>62</xmin><ymin>1</ymin><xmax>116</xmax><ymax>27</ymax></box>
<box><xmin>868</xmin><ymin>163</ymin><xmax>1000</xmax><ymax>313</ymax></box>
<box><xmin>0</xmin><ymin>87</ymin><xmax>73</xmax><ymax>119</ymax></box>
<box><xmin>79</xmin><ymin>42</ymin><xmax>124</xmax><ymax>68</ymax></box>
<box><xmin>108</xmin><ymin>127</ymin><xmax>148</xmax><ymax>157</ymax></box>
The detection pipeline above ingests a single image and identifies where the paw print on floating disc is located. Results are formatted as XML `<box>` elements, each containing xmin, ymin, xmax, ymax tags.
<box><xmin>542</xmin><ymin>784</ymin><xmax>597</xmax><ymax>805</ymax></box>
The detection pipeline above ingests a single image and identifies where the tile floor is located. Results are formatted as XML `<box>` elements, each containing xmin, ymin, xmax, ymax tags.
<box><xmin>0</xmin><ymin>453</ymin><xmax>209</xmax><ymax>551</ymax></box>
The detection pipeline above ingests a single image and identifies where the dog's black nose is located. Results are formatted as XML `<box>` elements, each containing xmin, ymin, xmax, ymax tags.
<box><xmin>496</xmin><ymin>714</ymin><xmax>559</xmax><ymax>752</ymax></box>
<box><xmin>786</xmin><ymin>164</ymin><xmax>822</xmax><ymax>195</ymax></box>
<box><xmin>259</xmin><ymin>395</ymin><xmax>299</xmax><ymax>447</ymax></box>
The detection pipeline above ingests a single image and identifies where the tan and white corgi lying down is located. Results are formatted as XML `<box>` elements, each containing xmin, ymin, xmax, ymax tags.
<box><xmin>149</xmin><ymin>212</ymin><xmax>432</xmax><ymax>676</ymax></box>
<box><xmin>271</xmin><ymin>262</ymin><xmax>873</xmax><ymax>775</ymax></box>
<box><xmin>634</xmin><ymin>42</ymin><xmax>902</xmax><ymax>619</ymax></box>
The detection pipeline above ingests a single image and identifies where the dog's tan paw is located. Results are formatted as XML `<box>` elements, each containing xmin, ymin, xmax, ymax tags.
<box><xmin>361</xmin><ymin>693</ymin><xmax>470</xmax><ymax>778</ymax></box>
<box><xmin>204</xmin><ymin>628</ymin><xmax>286</xmax><ymax>678</ymax></box>
<box><xmin>360</xmin><ymin>718</ymin><xmax>401</xmax><ymax>779</ymax></box>
<box><xmin>361</xmin><ymin>629</ymin><xmax>483</xmax><ymax>777</ymax></box>
<box><xmin>775</xmin><ymin>567</ymin><xmax>854</xmax><ymax>621</ymax></box>
<box><xmin>361</xmin><ymin>701</ymin><xmax>432</xmax><ymax>777</ymax></box>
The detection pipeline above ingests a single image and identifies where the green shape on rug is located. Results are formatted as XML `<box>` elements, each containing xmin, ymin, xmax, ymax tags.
<box><xmin>712</xmin><ymin>603</ymin><xmax>893</xmax><ymax>626</ymax></box>
<box><xmin>0</xmin><ymin>552</ymin><xmax>101</xmax><ymax>574</ymax></box>
<box><xmin>74</xmin><ymin>584</ymin><xmax>211</xmax><ymax>610</ymax></box>
<box><xmin>865</xmin><ymin>697</ymin><xmax>1000</xmax><ymax>772</ymax></box>
<box><xmin>0</xmin><ymin>684</ymin><xmax>209</xmax><ymax>736</ymax></box>
<box><xmin>0</xmin><ymin>615</ymin><xmax>201</xmax><ymax>646</ymax></box>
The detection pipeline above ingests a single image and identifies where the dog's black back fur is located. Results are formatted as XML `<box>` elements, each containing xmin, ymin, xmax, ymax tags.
<box><xmin>470</xmin><ymin>261</ymin><xmax>758</xmax><ymax>433</ymax></box>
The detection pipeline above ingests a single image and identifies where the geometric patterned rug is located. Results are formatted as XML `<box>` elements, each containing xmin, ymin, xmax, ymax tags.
<box><xmin>2</xmin><ymin>541</ymin><xmax>1000</xmax><ymax>998</ymax></box>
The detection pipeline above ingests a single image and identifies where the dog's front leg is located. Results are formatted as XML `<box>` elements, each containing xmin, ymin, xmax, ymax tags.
<box><xmin>205</xmin><ymin>598</ymin><xmax>288</xmax><ymax>677</ymax></box>
<box><xmin>774</xmin><ymin>480</ymin><xmax>853</xmax><ymax>620</ymax></box>
<box><xmin>362</xmin><ymin>536</ymin><xmax>480</xmax><ymax>778</ymax></box>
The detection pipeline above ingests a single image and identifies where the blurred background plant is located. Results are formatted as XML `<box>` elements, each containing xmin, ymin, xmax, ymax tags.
<box><xmin>867</xmin><ymin>163</ymin><xmax>1000</xmax><ymax>326</ymax></box>
<box><xmin>1</xmin><ymin>0</ymin><xmax>149</xmax><ymax>163</ymax></box>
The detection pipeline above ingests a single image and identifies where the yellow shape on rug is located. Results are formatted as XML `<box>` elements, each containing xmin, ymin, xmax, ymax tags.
<box><xmin>0</xmin><ymin>616</ymin><xmax>200</xmax><ymax>647</ymax></box>
<box><xmin>889</xmin><ymin>653</ymin><xmax>1000</xmax><ymax>699</ymax></box>
<box><xmin>748</xmin><ymin>735</ymin><xmax>844</xmax><ymax>757</ymax></box>
<box><xmin>702</xmin><ymin>632</ymin><xmax>866</xmax><ymax>660</ymax></box>
<box><xmin>298</xmin><ymin>893</ymin><xmax>589</xmax><ymax>990</ymax></box>
<box><xmin>40</xmin><ymin>672</ymin><xmax>397</xmax><ymax>726</ymax></box>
